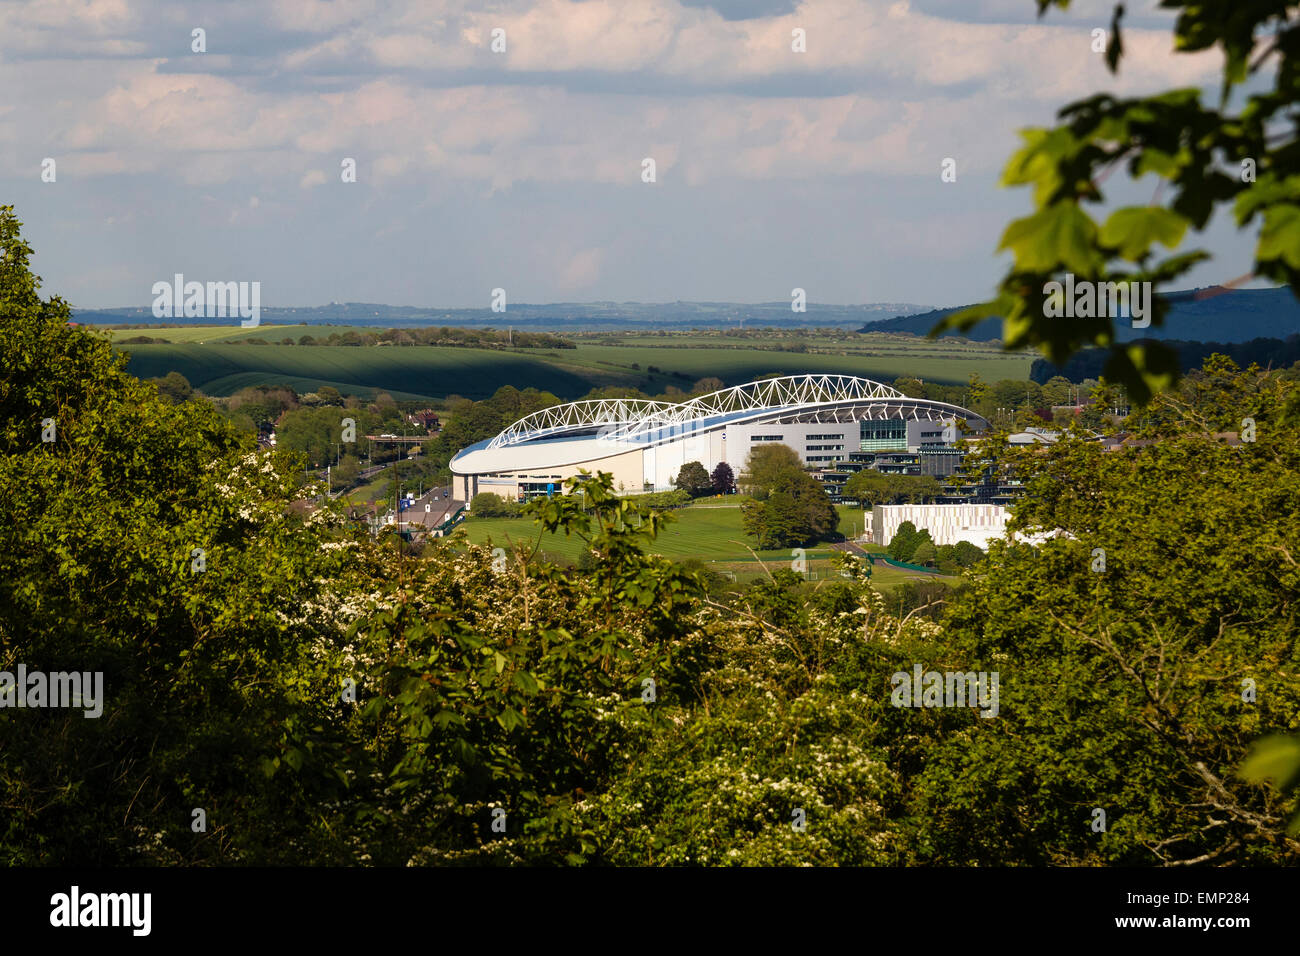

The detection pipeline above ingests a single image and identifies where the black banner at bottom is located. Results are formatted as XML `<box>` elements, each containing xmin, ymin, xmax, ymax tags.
<box><xmin>0</xmin><ymin>865</ymin><xmax>1278</xmax><ymax>943</ymax></box>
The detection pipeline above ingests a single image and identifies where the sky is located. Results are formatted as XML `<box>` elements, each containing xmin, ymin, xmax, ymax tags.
<box><xmin>0</xmin><ymin>0</ymin><xmax>1263</xmax><ymax>310</ymax></box>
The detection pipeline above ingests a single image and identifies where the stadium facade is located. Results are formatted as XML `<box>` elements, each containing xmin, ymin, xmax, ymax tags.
<box><xmin>450</xmin><ymin>374</ymin><xmax>989</xmax><ymax>505</ymax></box>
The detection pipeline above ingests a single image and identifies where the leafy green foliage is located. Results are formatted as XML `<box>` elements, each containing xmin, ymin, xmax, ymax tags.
<box><xmin>939</xmin><ymin>2</ymin><xmax>1300</xmax><ymax>403</ymax></box>
<box><xmin>844</xmin><ymin>471</ymin><xmax>943</xmax><ymax>506</ymax></box>
<box><xmin>1240</xmin><ymin>736</ymin><xmax>1300</xmax><ymax>835</ymax></box>
<box><xmin>910</xmin><ymin>540</ymin><xmax>938</xmax><ymax>567</ymax></box>
<box><xmin>738</xmin><ymin>443</ymin><xmax>804</xmax><ymax>499</ymax></box>
<box><xmin>741</xmin><ymin>469</ymin><xmax>839</xmax><ymax>549</ymax></box>
<box><xmin>3</xmin><ymin>206</ymin><xmax>1297</xmax><ymax>866</ymax></box>
<box><xmin>936</xmin><ymin>540</ymin><xmax>985</xmax><ymax>573</ymax></box>
<box><xmin>912</xmin><ymin>360</ymin><xmax>1300</xmax><ymax>864</ymax></box>
<box><xmin>886</xmin><ymin>521</ymin><xmax>926</xmax><ymax>562</ymax></box>
<box><xmin>0</xmin><ymin>206</ymin><xmax>371</xmax><ymax>863</ymax></box>
<box><xmin>149</xmin><ymin>370</ymin><xmax>194</xmax><ymax>403</ymax></box>
<box><xmin>672</xmin><ymin>460</ymin><xmax>713</xmax><ymax>497</ymax></box>
<box><xmin>471</xmin><ymin>492</ymin><xmax>524</xmax><ymax>517</ymax></box>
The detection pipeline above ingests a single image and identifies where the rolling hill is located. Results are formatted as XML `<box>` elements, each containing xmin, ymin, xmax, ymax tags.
<box><xmin>863</xmin><ymin>286</ymin><xmax>1300</xmax><ymax>344</ymax></box>
<box><xmin>116</xmin><ymin>336</ymin><xmax>1034</xmax><ymax>401</ymax></box>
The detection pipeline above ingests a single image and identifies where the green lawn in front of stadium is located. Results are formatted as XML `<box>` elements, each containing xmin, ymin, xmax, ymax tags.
<box><xmin>456</xmin><ymin>498</ymin><xmax>914</xmax><ymax>569</ymax></box>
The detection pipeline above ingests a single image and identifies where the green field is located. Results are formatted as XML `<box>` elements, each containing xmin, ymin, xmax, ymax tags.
<box><xmin>341</xmin><ymin>474</ymin><xmax>391</xmax><ymax>506</ymax></box>
<box><xmin>456</xmin><ymin>500</ymin><xmax>954</xmax><ymax>590</ymax></box>
<box><xmin>104</xmin><ymin>324</ymin><xmax>384</xmax><ymax>344</ymax></box>
<box><xmin>118</xmin><ymin>343</ymin><xmax>605</xmax><ymax>401</ymax></box>
<box><xmin>460</xmin><ymin>500</ymin><xmax>763</xmax><ymax>562</ymax></box>
<box><xmin>115</xmin><ymin>328</ymin><xmax>1033</xmax><ymax>401</ymax></box>
<box><xmin>460</xmin><ymin>500</ymin><xmax>860</xmax><ymax>560</ymax></box>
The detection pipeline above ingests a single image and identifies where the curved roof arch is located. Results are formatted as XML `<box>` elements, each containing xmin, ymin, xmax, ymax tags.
<box><xmin>487</xmin><ymin>398</ymin><xmax>680</xmax><ymax>450</ymax></box>
<box><xmin>487</xmin><ymin>375</ymin><xmax>919</xmax><ymax>449</ymax></box>
<box><xmin>617</xmin><ymin>374</ymin><xmax>907</xmax><ymax>441</ymax></box>
<box><xmin>452</xmin><ymin>374</ymin><xmax>990</xmax><ymax>475</ymax></box>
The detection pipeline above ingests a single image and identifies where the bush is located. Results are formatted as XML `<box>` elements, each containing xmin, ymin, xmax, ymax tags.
<box><xmin>672</xmin><ymin>461</ymin><xmax>713</xmax><ymax>497</ymax></box>
<box><xmin>741</xmin><ymin>469</ymin><xmax>838</xmax><ymax>549</ymax></box>
<box><xmin>911</xmin><ymin>540</ymin><xmax>938</xmax><ymax>566</ymax></box>
<box><xmin>887</xmin><ymin>521</ymin><xmax>919</xmax><ymax>561</ymax></box>
<box><xmin>633</xmin><ymin>489</ymin><xmax>692</xmax><ymax>509</ymax></box>
<box><xmin>710</xmin><ymin>461</ymin><xmax>735</xmax><ymax>494</ymax></box>
<box><xmin>470</xmin><ymin>492</ymin><xmax>522</xmax><ymax>517</ymax></box>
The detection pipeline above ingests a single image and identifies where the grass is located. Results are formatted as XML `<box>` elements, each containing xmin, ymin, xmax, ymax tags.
<box><xmin>459</xmin><ymin>499</ymin><xmax>760</xmax><ymax>562</ymax></box>
<box><xmin>118</xmin><ymin>343</ymin><xmax>605</xmax><ymax>401</ymax></box>
<box><xmin>113</xmin><ymin>330</ymin><xmax>1034</xmax><ymax>401</ymax></box>
<box><xmin>455</xmin><ymin>497</ymin><xmax>956</xmax><ymax>588</ymax></box>
<box><xmin>562</xmin><ymin>343</ymin><xmax>1028</xmax><ymax>389</ymax></box>
<box><xmin>105</xmin><ymin>324</ymin><xmax>382</xmax><ymax>344</ymax></box>
<box><xmin>341</xmin><ymin>474</ymin><xmax>392</xmax><ymax>507</ymax></box>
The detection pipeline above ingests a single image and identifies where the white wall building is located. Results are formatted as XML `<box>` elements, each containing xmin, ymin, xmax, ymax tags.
<box><xmin>870</xmin><ymin>502</ymin><xmax>1063</xmax><ymax>549</ymax></box>
<box><xmin>871</xmin><ymin>503</ymin><xmax>1012</xmax><ymax>549</ymax></box>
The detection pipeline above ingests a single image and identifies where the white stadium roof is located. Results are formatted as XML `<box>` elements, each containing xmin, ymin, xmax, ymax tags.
<box><xmin>450</xmin><ymin>374</ymin><xmax>989</xmax><ymax>475</ymax></box>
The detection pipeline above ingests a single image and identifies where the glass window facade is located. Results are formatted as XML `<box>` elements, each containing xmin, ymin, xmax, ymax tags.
<box><xmin>859</xmin><ymin>419</ymin><xmax>907</xmax><ymax>451</ymax></box>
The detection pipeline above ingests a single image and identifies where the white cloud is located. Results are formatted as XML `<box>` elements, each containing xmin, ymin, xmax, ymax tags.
<box><xmin>558</xmin><ymin>247</ymin><xmax>604</xmax><ymax>289</ymax></box>
<box><xmin>0</xmin><ymin>0</ymin><xmax>1250</xmax><ymax>309</ymax></box>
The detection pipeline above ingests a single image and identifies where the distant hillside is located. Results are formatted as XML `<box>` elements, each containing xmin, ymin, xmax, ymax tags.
<box><xmin>76</xmin><ymin>300</ymin><xmax>931</xmax><ymax>332</ymax></box>
<box><xmin>862</xmin><ymin>286</ymin><xmax>1300</xmax><ymax>345</ymax></box>
<box><xmin>1031</xmin><ymin>336</ymin><xmax>1300</xmax><ymax>383</ymax></box>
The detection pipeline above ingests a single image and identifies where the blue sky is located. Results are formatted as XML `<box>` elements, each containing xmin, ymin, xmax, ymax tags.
<box><xmin>1</xmin><ymin>0</ymin><xmax>1261</xmax><ymax>309</ymax></box>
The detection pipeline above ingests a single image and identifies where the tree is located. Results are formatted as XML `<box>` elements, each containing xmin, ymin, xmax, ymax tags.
<box><xmin>894</xmin><ymin>376</ymin><xmax>924</xmax><ymax>397</ymax></box>
<box><xmin>939</xmin><ymin>1</ymin><xmax>1300</xmax><ymax>404</ymax></box>
<box><xmin>966</xmin><ymin>372</ymin><xmax>989</xmax><ymax>412</ymax></box>
<box><xmin>738</xmin><ymin>443</ymin><xmax>803</xmax><ymax>499</ymax></box>
<box><xmin>743</xmin><ymin>493</ymin><xmax>801</xmax><ymax>550</ymax></box>
<box><xmin>710</xmin><ymin>461</ymin><xmax>735</xmax><ymax>495</ymax></box>
<box><xmin>897</xmin><ymin>475</ymin><xmax>943</xmax><ymax>504</ymax></box>
<box><xmin>910</xmin><ymin>539</ymin><xmax>937</xmax><ymax>567</ymax></box>
<box><xmin>150</xmin><ymin>371</ymin><xmax>193</xmax><ymax>404</ymax></box>
<box><xmin>1041</xmin><ymin>375</ymin><xmax>1074</xmax><ymax>408</ymax></box>
<box><xmin>845</xmin><ymin>471</ymin><xmax>943</xmax><ymax>506</ymax></box>
<box><xmin>0</xmin><ymin>205</ymin><xmax>374</xmax><ymax>864</ymax></box>
<box><xmin>887</xmin><ymin>521</ymin><xmax>920</xmax><ymax>562</ymax></box>
<box><xmin>951</xmin><ymin>540</ymin><xmax>985</xmax><ymax>568</ymax></box>
<box><xmin>912</xmin><ymin>365</ymin><xmax>1300</xmax><ymax>864</ymax></box>
<box><xmin>692</xmin><ymin>376</ymin><xmax>725</xmax><ymax>395</ymax></box>
<box><xmin>844</xmin><ymin>470</ymin><xmax>894</xmax><ymax>507</ymax></box>
<box><xmin>277</xmin><ymin>406</ymin><xmax>368</xmax><ymax>468</ymax></box>
<box><xmin>470</xmin><ymin>491</ymin><xmax>521</xmax><ymax>517</ymax></box>
<box><xmin>742</xmin><ymin>469</ymin><xmax>838</xmax><ymax>549</ymax></box>
<box><xmin>775</xmin><ymin>469</ymin><xmax>838</xmax><ymax>542</ymax></box>
<box><xmin>333</xmin><ymin>452</ymin><xmax>361</xmax><ymax>486</ymax></box>
<box><xmin>672</xmin><ymin>461</ymin><xmax>713</xmax><ymax>497</ymax></box>
<box><xmin>991</xmin><ymin>379</ymin><xmax>1039</xmax><ymax>414</ymax></box>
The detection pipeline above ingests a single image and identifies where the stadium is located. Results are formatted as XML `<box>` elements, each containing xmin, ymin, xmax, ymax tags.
<box><xmin>450</xmin><ymin>374</ymin><xmax>990</xmax><ymax>504</ymax></box>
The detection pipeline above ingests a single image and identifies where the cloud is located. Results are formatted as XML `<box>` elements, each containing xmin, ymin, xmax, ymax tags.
<box><xmin>0</xmin><ymin>0</ymin><xmax>1250</xmax><ymax>309</ymax></box>
<box><xmin>558</xmin><ymin>247</ymin><xmax>604</xmax><ymax>289</ymax></box>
